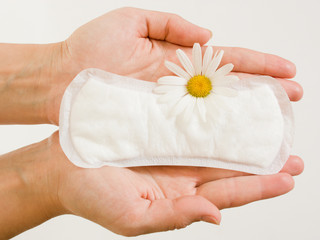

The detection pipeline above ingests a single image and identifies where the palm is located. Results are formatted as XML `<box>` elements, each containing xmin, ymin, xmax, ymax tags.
<box><xmin>61</xmin><ymin>165</ymin><xmax>199</xmax><ymax>234</ymax></box>
<box><xmin>60</xmin><ymin>155</ymin><xmax>301</xmax><ymax>236</ymax></box>
<box><xmin>67</xmin><ymin>8</ymin><xmax>163</xmax><ymax>81</ymax></box>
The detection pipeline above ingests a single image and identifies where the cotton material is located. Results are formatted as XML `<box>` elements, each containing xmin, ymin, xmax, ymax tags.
<box><xmin>59</xmin><ymin>68</ymin><xmax>294</xmax><ymax>174</ymax></box>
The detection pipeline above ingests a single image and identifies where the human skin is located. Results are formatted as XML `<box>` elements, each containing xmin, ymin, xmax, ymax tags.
<box><xmin>0</xmin><ymin>8</ymin><xmax>302</xmax><ymax>124</ymax></box>
<box><xmin>0</xmin><ymin>132</ymin><xmax>303</xmax><ymax>239</ymax></box>
<box><xmin>0</xmin><ymin>7</ymin><xmax>304</xmax><ymax>239</ymax></box>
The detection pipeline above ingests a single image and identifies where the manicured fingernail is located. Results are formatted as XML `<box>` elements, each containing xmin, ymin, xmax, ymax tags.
<box><xmin>201</xmin><ymin>215</ymin><xmax>220</xmax><ymax>225</ymax></box>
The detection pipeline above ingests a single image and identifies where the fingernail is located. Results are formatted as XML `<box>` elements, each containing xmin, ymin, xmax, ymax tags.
<box><xmin>201</xmin><ymin>215</ymin><xmax>220</xmax><ymax>225</ymax></box>
<box><xmin>207</xmin><ymin>29</ymin><xmax>213</xmax><ymax>38</ymax></box>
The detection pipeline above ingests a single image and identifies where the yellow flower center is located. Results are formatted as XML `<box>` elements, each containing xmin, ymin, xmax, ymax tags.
<box><xmin>186</xmin><ymin>75</ymin><xmax>212</xmax><ymax>98</ymax></box>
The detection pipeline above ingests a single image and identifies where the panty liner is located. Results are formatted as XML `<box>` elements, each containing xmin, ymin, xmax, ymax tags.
<box><xmin>59</xmin><ymin>68</ymin><xmax>293</xmax><ymax>174</ymax></box>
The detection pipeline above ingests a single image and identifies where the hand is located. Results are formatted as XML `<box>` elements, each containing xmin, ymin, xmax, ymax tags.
<box><xmin>47</xmin><ymin>7</ymin><xmax>303</xmax><ymax>124</ymax></box>
<box><xmin>0</xmin><ymin>7</ymin><xmax>304</xmax><ymax>239</ymax></box>
<box><xmin>0</xmin><ymin>7</ymin><xmax>302</xmax><ymax>124</ymax></box>
<box><xmin>45</xmin><ymin>132</ymin><xmax>303</xmax><ymax>236</ymax></box>
<box><xmin>1</xmin><ymin>132</ymin><xmax>303</xmax><ymax>238</ymax></box>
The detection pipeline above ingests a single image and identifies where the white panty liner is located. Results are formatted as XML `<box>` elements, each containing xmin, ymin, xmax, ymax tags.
<box><xmin>59</xmin><ymin>68</ymin><xmax>293</xmax><ymax>175</ymax></box>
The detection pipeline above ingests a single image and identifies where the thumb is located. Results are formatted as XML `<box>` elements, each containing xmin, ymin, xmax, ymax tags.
<box><xmin>130</xmin><ymin>8</ymin><xmax>212</xmax><ymax>46</ymax></box>
<box><xmin>141</xmin><ymin>195</ymin><xmax>221</xmax><ymax>234</ymax></box>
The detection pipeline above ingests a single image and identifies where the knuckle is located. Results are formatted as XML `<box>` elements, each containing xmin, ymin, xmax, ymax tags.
<box><xmin>170</xmin><ymin>12</ymin><xmax>182</xmax><ymax>20</ymax></box>
<box><xmin>221</xmin><ymin>178</ymin><xmax>237</xmax><ymax>209</ymax></box>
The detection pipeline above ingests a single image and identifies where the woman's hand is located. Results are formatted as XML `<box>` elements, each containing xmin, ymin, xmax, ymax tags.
<box><xmin>0</xmin><ymin>131</ymin><xmax>303</xmax><ymax>239</ymax></box>
<box><xmin>0</xmin><ymin>7</ymin><xmax>302</xmax><ymax>124</ymax></box>
<box><xmin>52</xmin><ymin>134</ymin><xmax>303</xmax><ymax>236</ymax></box>
<box><xmin>46</xmin><ymin>7</ymin><xmax>302</xmax><ymax>124</ymax></box>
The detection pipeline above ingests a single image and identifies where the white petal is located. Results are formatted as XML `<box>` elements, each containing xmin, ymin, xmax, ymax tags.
<box><xmin>213</xmin><ymin>49</ymin><xmax>219</xmax><ymax>58</ymax></box>
<box><xmin>205</xmin><ymin>50</ymin><xmax>224</xmax><ymax>78</ymax></box>
<box><xmin>214</xmin><ymin>87</ymin><xmax>237</xmax><ymax>97</ymax></box>
<box><xmin>157</xmin><ymin>76</ymin><xmax>187</xmax><ymax>85</ymax></box>
<box><xmin>192</xmin><ymin>43</ymin><xmax>202</xmax><ymax>75</ymax></box>
<box><xmin>183</xmin><ymin>96</ymin><xmax>196</xmax><ymax>122</ymax></box>
<box><xmin>153</xmin><ymin>85</ymin><xmax>185</xmax><ymax>94</ymax></box>
<box><xmin>170</xmin><ymin>94</ymin><xmax>192</xmax><ymax>117</ymax></box>
<box><xmin>157</xmin><ymin>87</ymin><xmax>187</xmax><ymax>103</ymax></box>
<box><xmin>212</xmin><ymin>63</ymin><xmax>234</xmax><ymax>79</ymax></box>
<box><xmin>196</xmin><ymin>97</ymin><xmax>207</xmax><ymax>122</ymax></box>
<box><xmin>202</xmin><ymin>46</ymin><xmax>213</xmax><ymax>74</ymax></box>
<box><xmin>165</xmin><ymin>61</ymin><xmax>191</xmax><ymax>80</ymax></box>
<box><xmin>176</xmin><ymin>49</ymin><xmax>195</xmax><ymax>77</ymax></box>
<box><xmin>213</xmin><ymin>75</ymin><xmax>239</xmax><ymax>86</ymax></box>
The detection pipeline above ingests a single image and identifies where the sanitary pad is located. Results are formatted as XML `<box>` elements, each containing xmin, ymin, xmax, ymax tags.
<box><xmin>59</xmin><ymin>68</ymin><xmax>293</xmax><ymax>174</ymax></box>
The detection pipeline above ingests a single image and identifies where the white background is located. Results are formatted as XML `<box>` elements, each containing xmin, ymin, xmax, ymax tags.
<box><xmin>0</xmin><ymin>0</ymin><xmax>319</xmax><ymax>239</ymax></box>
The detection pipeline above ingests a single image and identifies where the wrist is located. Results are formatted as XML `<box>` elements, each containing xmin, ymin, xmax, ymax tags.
<box><xmin>16</xmin><ymin>134</ymin><xmax>68</xmax><ymax>218</ymax></box>
<box><xmin>44</xmin><ymin>131</ymin><xmax>74</xmax><ymax>216</ymax></box>
<box><xmin>0</xmin><ymin>41</ymin><xmax>80</xmax><ymax>125</ymax></box>
<box><xmin>0</xmin><ymin>132</ymin><xmax>68</xmax><ymax>238</ymax></box>
<box><xmin>0</xmin><ymin>43</ymin><xmax>75</xmax><ymax>124</ymax></box>
<box><xmin>42</xmin><ymin>41</ymin><xmax>80</xmax><ymax>125</ymax></box>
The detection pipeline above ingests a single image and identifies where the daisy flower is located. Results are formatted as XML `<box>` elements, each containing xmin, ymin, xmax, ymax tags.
<box><xmin>153</xmin><ymin>43</ymin><xmax>239</xmax><ymax>122</ymax></box>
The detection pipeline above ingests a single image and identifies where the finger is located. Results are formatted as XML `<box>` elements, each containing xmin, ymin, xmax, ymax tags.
<box><xmin>137</xmin><ymin>8</ymin><xmax>211</xmax><ymax>46</ymax></box>
<box><xmin>215</xmin><ymin>47</ymin><xmax>296</xmax><ymax>78</ymax></box>
<box><xmin>280</xmin><ymin>155</ymin><xmax>304</xmax><ymax>176</ymax></box>
<box><xmin>183</xmin><ymin>156</ymin><xmax>303</xmax><ymax>186</ymax></box>
<box><xmin>196</xmin><ymin>173</ymin><xmax>294</xmax><ymax>209</ymax></box>
<box><xmin>134</xmin><ymin>196</ymin><xmax>220</xmax><ymax>235</ymax></box>
<box><xmin>162</xmin><ymin>43</ymin><xmax>296</xmax><ymax>78</ymax></box>
<box><xmin>277</xmin><ymin>78</ymin><xmax>304</xmax><ymax>101</ymax></box>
